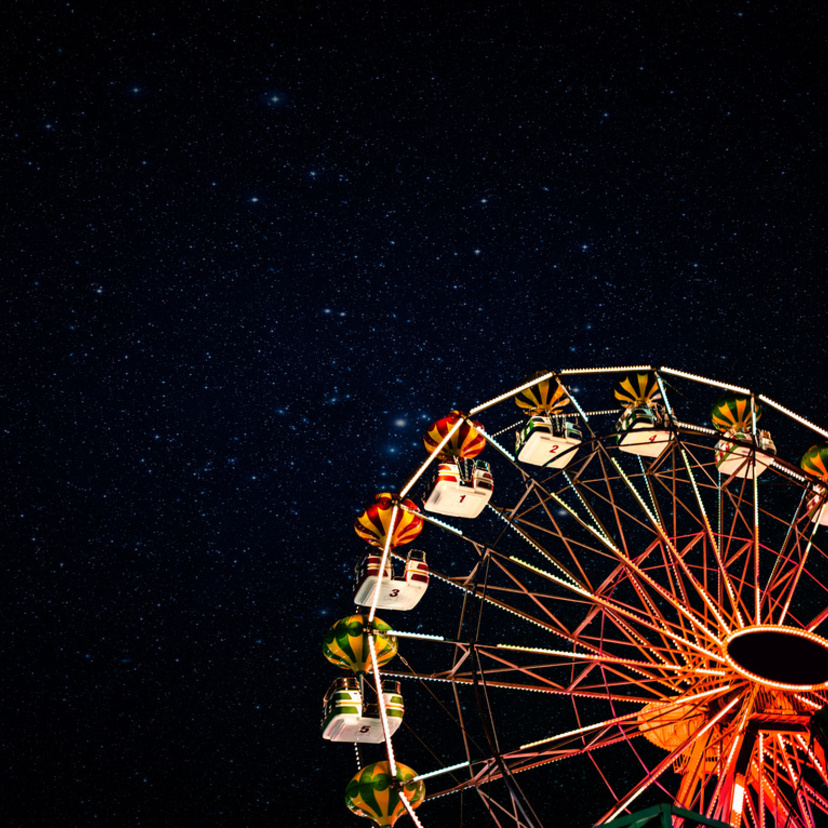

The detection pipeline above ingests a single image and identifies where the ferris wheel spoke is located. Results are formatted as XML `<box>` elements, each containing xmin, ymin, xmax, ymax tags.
<box><xmin>752</xmin><ymin>469</ymin><xmax>762</xmax><ymax>625</ymax></box>
<box><xmin>535</xmin><ymin>468</ymin><xmax>736</xmax><ymax>649</ymax></box>
<box><xmin>578</xmin><ymin>609</ymin><xmax>716</xmax><ymax>680</ymax></box>
<box><xmin>482</xmin><ymin>514</ymin><xmax>589</xmax><ymax>593</ymax></box>
<box><xmin>589</xmin><ymin>564</ymin><xmax>727</xmax><ymax>664</ymax></box>
<box><xmin>525</xmin><ymin>479</ymin><xmax>603</xmax><ymax>587</ymax></box>
<box><xmin>596</xmin><ymin>694</ymin><xmax>744</xmax><ymax>824</ymax></box>
<box><xmin>776</xmin><ymin>520</ymin><xmax>822</xmax><ymax>627</ymax></box>
<box><xmin>459</xmin><ymin>562</ymin><xmax>726</xmax><ymax>678</ymax></box>
<box><xmin>528</xmin><ymin>688</ymin><xmax>734</xmax><ymax>755</ymax></box>
<box><xmin>483</xmin><ymin>552</ymin><xmax>588</xmax><ymax>635</ymax></box>
<box><xmin>807</xmin><ymin>602</ymin><xmax>828</xmax><ymax>632</ymax></box>
<box><xmin>637</xmin><ymin>455</ymin><xmax>665</xmax><ymax>526</ymax></box>
<box><xmin>393</xmin><ymin>650</ymin><xmax>490</xmax><ymax>762</ymax></box>
<box><xmin>469</xmin><ymin>646</ymin><xmax>675</xmax><ymax>697</ymax></box>
<box><xmin>503</xmin><ymin>470</ymin><xmax>550</xmax><ymax>521</ymax></box>
<box><xmin>508</xmin><ymin>512</ymin><xmax>613</xmax><ymax>573</ymax></box>
<box><xmin>564</xmin><ymin>468</ymin><xmax>643</xmax><ymax>549</ymax></box>
<box><xmin>608</xmin><ymin>565</ymin><xmax>676</xmax><ymax>641</ymax></box>
<box><xmin>670</xmin><ymin>441</ymin><xmax>721</xmax><ymax>527</ymax></box>
<box><xmin>644</xmin><ymin>536</ymin><xmax>696</xmax><ymax>643</ymax></box>
<box><xmin>473</xmin><ymin>790</ymin><xmax>514</xmax><ymax>828</ymax></box>
<box><xmin>759</xmin><ymin>501</ymin><xmax>810</xmax><ymax>621</ymax></box>
<box><xmin>509</xmin><ymin>485</ymin><xmax>622</xmax><ymax>567</ymax></box>
<box><xmin>727</xmin><ymin>537</ymin><xmax>759</xmax><ymax>624</ymax></box>
<box><xmin>670</xmin><ymin>443</ymin><xmax>750</xmax><ymax>627</ymax></box>
<box><xmin>610</xmin><ymin>454</ymin><xmax>737</xmax><ymax>635</ymax></box>
<box><xmin>429</xmin><ymin>566</ymin><xmax>581</xmax><ymax>638</ymax></box>
<box><xmin>720</xmin><ymin>478</ymin><xmax>758</xmax><ymax>561</ymax></box>
<box><xmin>469</xmin><ymin>642</ymin><xmax>730</xmax><ymax>702</ymax></box>
<box><xmin>511</xmin><ymin>507</ymin><xmax>731</xmax><ymax>654</ymax></box>
<box><xmin>386</xmin><ymin>668</ymin><xmax>673</xmax><ymax>704</ymax></box>
<box><xmin>427</xmin><ymin>726</ymin><xmax>664</xmax><ymax>800</ymax></box>
<box><xmin>563</xmin><ymin>471</ymin><xmax>659</xmax><ymax>545</ymax></box>
<box><xmin>591</xmin><ymin>450</ymin><xmax>669</xmax><ymax>539</ymax></box>
<box><xmin>493</xmin><ymin>642</ymin><xmax>722</xmax><ymax>687</ymax></box>
<box><xmin>501</xmin><ymin>553</ymin><xmax>727</xmax><ymax>667</ymax></box>
<box><xmin>494</xmin><ymin>549</ymin><xmax>709</xmax><ymax>659</ymax></box>
<box><xmin>397</xmin><ymin>777</ymin><xmax>427</xmax><ymax>827</ymax></box>
<box><xmin>476</xmin><ymin>647</ymin><xmax>681</xmax><ymax>701</ymax></box>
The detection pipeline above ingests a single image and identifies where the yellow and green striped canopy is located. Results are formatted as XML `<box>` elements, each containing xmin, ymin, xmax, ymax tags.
<box><xmin>801</xmin><ymin>443</ymin><xmax>828</xmax><ymax>480</ymax></box>
<box><xmin>613</xmin><ymin>372</ymin><xmax>660</xmax><ymax>407</ymax></box>
<box><xmin>323</xmin><ymin>614</ymin><xmax>397</xmax><ymax>674</ymax></box>
<box><xmin>711</xmin><ymin>392</ymin><xmax>761</xmax><ymax>433</ymax></box>
<box><xmin>345</xmin><ymin>761</ymin><xmax>425</xmax><ymax>827</ymax></box>
<box><xmin>515</xmin><ymin>376</ymin><xmax>568</xmax><ymax>416</ymax></box>
<box><xmin>354</xmin><ymin>493</ymin><xmax>423</xmax><ymax>549</ymax></box>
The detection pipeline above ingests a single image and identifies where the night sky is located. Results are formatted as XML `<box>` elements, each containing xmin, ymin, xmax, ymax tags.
<box><xmin>5</xmin><ymin>2</ymin><xmax>828</xmax><ymax>826</ymax></box>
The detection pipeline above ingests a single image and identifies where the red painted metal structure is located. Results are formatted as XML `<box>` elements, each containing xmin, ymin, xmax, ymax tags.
<box><xmin>340</xmin><ymin>367</ymin><xmax>828</xmax><ymax>828</ymax></box>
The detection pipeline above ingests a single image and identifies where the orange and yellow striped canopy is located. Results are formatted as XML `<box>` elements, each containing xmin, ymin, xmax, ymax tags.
<box><xmin>354</xmin><ymin>493</ymin><xmax>423</xmax><ymax>549</ymax></box>
<box><xmin>515</xmin><ymin>375</ymin><xmax>568</xmax><ymax>415</ymax></box>
<box><xmin>613</xmin><ymin>372</ymin><xmax>660</xmax><ymax>407</ymax></box>
<box><xmin>423</xmin><ymin>411</ymin><xmax>486</xmax><ymax>459</ymax></box>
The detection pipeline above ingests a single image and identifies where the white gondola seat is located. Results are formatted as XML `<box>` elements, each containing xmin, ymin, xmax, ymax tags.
<box><xmin>352</xmin><ymin>549</ymin><xmax>428</xmax><ymax>611</ymax></box>
<box><xmin>714</xmin><ymin>430</ymin><xmax>776</xmax><ymax>479</ymax></box>
<box><xmin>515</xmin><ymin>416</ymin><xmax>582</xmax><ymax>468</ymax></box>
<box><xmin>321</xmin><ymin>677</ymin><xmax>404</xmax><ymax>743</ymax></box>
<box><xmin>807</xmin><ymin>487</ymin><xmax>828</xmax><ymax>526</ymax></box>
<box><xmin>423</xmin><ymin>459</ymin><xmax>493</xmax><ymax>518</ymax></box>
<box><xmin>616</xmin><ymin>405</ymin><xmax>674</xmax><ymax>458</ymax></box>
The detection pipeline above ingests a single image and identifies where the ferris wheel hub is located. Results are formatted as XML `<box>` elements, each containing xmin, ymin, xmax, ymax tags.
<box><xmin>724</xmin><ymin>625</ymin><xmax>828</xmax><ymax>690</ymax></box>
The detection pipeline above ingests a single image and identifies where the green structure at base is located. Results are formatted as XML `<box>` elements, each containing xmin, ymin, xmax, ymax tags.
<box><xmin>596</xmin><ymin>803</ymin><xmax>732</xmax><ymax>828</ymax></box>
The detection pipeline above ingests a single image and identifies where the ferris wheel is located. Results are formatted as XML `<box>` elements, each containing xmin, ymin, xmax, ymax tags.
<box><xmin>322</xmin><ymin>365</ymin><xmax>828</xmax><ymax>828</ymax></box>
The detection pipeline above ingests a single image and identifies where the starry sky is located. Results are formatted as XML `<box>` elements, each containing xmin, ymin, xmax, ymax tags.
<box><xmin>5</xmin><ymin>1</ymin><xmax>828</xmax><ymax>826</ymax></box>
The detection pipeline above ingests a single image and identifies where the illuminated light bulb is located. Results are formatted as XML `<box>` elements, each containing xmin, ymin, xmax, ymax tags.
<box><xmin>559</xmin><ymin>364</ymin><xmax>652</xmax><ymax>375</ymax></box>
<box><xmin>387</xmin><ymin>630</ymin><xmax>446</xmax><ymax>641</ymax></box>
<box><xmin>674</xmin><ymin>420</ymin><xmax>718</xmax><ymax>435</ymax></box>
<box><xmin>660</xmin><ymin>366</ymin><xmax>751</xmax><ymax>395</ymax></box>
<box><xmin>732</xmin><ymin>778</ymin><xmax>745</xmax><ymax>815</ymax></box>
<box><xmin>758</xmin><ymin>394</ymin><xmax>828</xmax><ymax>439</ymax></box>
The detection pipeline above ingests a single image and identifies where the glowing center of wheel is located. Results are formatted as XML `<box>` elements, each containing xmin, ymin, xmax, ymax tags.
<box><xmin>725</xmin><ymin>626</ymin><xmax>828</xmax><ymax>689</ymax></box>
